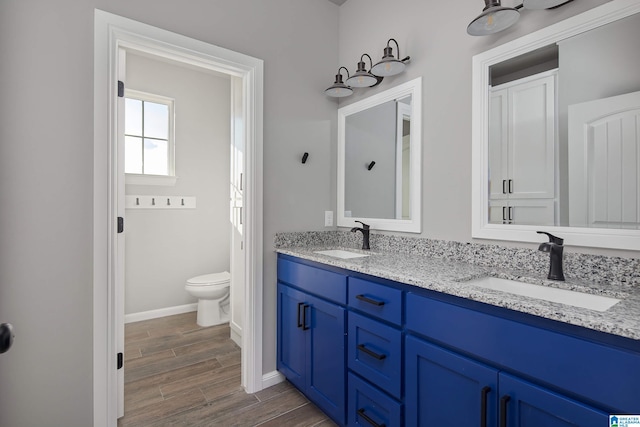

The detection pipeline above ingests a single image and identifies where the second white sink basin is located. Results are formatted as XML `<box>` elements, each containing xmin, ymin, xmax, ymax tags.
<box><xmin>466</xmin><ymin>276</ymin><xmax>620</xmax><ymax>312</ymax></box>
<box><xmin>314</xmin><ymin>249</ymin><xmax>370</xmax><ymax>259</ymax></box>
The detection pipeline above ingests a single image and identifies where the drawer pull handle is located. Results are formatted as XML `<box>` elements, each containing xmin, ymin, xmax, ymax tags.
<box><xmin>499</xmin><ymin>395</ymin><xmax>510</xmax><ymax>427</ymax></box>
<box><xmin>480</xmin><ymin>386</ymin><xmax>491</xmax><ymax>427</ymax></box>
<box><xmin>357</xmin><ymin>344</ymin><xmax>386</xmax><ymax>360</ymax></box>
<box><xmin>357</xmin><ymin>408</ymin><xmax>386</xmax><ymax>427</ymax></box>
<box><xmin>296</xmin><ymin>302</ymin><xmax>304</xmax><ymax>328</ymax></box>
<box><xmin>356</xmin><ymin>294</ymin><xmax>385</xmax><ymax>306</ymax></box>
<box><xmin>302</xmin><ymin>304</ymin><xmax>310</xmax><ymax>331</ymax></box>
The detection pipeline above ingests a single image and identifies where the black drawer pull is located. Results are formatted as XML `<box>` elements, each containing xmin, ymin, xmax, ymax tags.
<box><xmin>296</xmin><ymin>302</ymin><xmax>304</xmax><ymax>328</ymax></box>
<box><xmin>357</xmin><ymin>408</ymin><xmax>386</xmax><ymax>427</ymax></box>
<box><xmin>356</xmin><ymin>294</ymin><xmax>385</xmax><ymax>306</ymax></box>
<box><xmin>499</xmin><ymin>395</ymin><xmax>510</xmax><ymax>427</ymax></box>
<box><xmin>302</xmin><ymin>304</ymin><xmax>310</xmax><ymax>330</ymax></box>
<box><xmin>357</xmin><ymin>344</ymin><xmax>386</xmax><ymax>360</ymax></box>
<box><xmin>480</xmin><ymin>386</ymin><xmax>491</xmax><ymax>427</ymax></box>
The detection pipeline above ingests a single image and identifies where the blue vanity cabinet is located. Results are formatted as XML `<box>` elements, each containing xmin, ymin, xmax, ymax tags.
<box><xmin>405</xmin><ymin>292</ymin><xmax>621</xmax><ymax>427</ymax></box>
<box><xmin>405</xmin><ymin>335</ymin><xmax>499</xmax><ymax>426</ymax></box>
<box><xmin>277</xmin><ymin>257</ymin><xmax>348</xmax><ymax>425</ymax></box>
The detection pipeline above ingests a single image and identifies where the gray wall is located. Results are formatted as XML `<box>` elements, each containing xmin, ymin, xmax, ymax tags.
<box><xmin>124</xmin><ymin>53</ymin><xmax>231</xmax><ymax>315</ymax></box>
<box><xmin>0</xmin><ymin>0</ymin><xmax>337</xmax><ymax>425</ymax></box>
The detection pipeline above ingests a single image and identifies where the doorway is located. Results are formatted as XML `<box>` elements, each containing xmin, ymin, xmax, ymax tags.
<box><xmin>94</xmin><ymin>10</ymin><xmax>264</xmax><ymax>427</ymax></box>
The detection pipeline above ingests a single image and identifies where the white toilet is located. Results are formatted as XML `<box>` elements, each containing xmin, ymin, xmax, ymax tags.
<box><xmin>185</xmin><ymin>271</ymin><xmax>231</xmax><ymax>327</ymax></box>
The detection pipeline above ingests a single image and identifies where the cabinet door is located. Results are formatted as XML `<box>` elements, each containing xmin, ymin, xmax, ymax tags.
<box><xmin>276</xmin><ymin>283</ymin><xmax>307</xmax><ymax>391</ymax></box>
<box><xmin>499</xmin><ymin>373</ymin><xmax>608</xmax><ymax>427</ymax></box>
<box><xmin>306</xmin><ymin>294</ymin><xmax>346</xmax><ymax>425</ymax></box>
<box><xmin>406</xmin><ymin>336</ymin><xmax>498</xmax><ymax>427</ymax></box>
<box><xmin>508</xmin><ymin>74</ymin><xmax>555</xmax><ymax>200</ymax></box>
<box><xmin>489</xmin><ymin>88</ymin><xmax>509</xmax><ymax>200</ymax></box>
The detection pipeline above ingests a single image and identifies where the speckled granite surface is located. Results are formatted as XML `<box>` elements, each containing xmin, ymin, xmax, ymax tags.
<box><xmin>275</xmin><ymin>231</ymin><xmax>640</xmax><ymax>341</ymax></box>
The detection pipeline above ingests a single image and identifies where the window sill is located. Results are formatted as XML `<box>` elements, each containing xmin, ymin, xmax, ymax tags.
<box><xmin>125</xmin><ymin>174</ymin><xmax>177</xmax><ymax>186</ymax></box>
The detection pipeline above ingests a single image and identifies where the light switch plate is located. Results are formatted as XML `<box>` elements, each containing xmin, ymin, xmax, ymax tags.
<box><xmin>324</xmin><ymin>210</ymin><xmax>333</xmax><ymax>227</ymax></box>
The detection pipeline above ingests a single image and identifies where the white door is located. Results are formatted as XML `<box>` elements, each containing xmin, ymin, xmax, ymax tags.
<box><xmin>568</xmin><ymin>90</ymin><xmax>640</xmax><ymax>228</ymax></box>
<box><xmin>116</xmin><ymin>47</ymin><xmax>126</xmax><ymax>419</ymax></box>
<box><xmin>229</xmin><ymin>76</ymin><xmax>245</xmax><ymax>346</ymax></box>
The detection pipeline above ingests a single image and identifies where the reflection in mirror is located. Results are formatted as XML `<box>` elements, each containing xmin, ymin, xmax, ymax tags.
<box><xmin>344</xmin><ymin>96</ymin><xmax>411</xmax><ymax>220</ymax></box>
<box><xmin>472</xmin><ymin>0</ymin><xmax>640</xmax><ymax>249</ymax></box>
<box><xmin>338</xmin><ymin>78</ymin><xmax>422</xmax><ymax>233</ymax></box>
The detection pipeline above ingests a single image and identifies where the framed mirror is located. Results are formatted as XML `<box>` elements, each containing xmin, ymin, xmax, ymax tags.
<box><xmin>338</xmin><ymin>77</ymin><xmax>422</xmax><ymax>232</ymax></box>
<box><xmin>472</xmin><ymin>0</ymin><xmax>640</xmax><ymax>250</ymax></box>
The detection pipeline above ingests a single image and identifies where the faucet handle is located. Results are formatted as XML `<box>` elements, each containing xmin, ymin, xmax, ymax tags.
<box><xmin>537</xmin><ymin>231</ymin><xmax>563</xmax><ymax>245</ymax></box>
<box><xmin>355</xmin><ymin>221</ymin><xmax>369</xmax><ymax>230</ymax></box>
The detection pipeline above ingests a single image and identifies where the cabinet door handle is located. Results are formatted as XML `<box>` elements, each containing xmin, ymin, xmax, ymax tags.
<box><xmin>356</xmin><ymin>294</ymin><xmax>385</xmax><ymax>306</ymax></box>
<box><xmin>480</xmin><ymin>386</ymin><xmax>491</xmax><ymax>427</ymax></box>
<box><xmin>357</xmin><ymin>408</ymin><xmax>386</xmax><ymax>427</ymax></box>
<box><xmin>502</xmin><ymin>179</ymin><xmax>507</xmax><ymax>194</ymax></box>
<box><xmin>508</xmin><ymin>206</ymin><xmax>513</xmax><ymax>221</ymax></box>
<box><xmin>508</xmin><ymin>179</ymin><xmax>513</xmax><ymax>194</ymax></box>
<box><xmin>357</xmin><ymin>344</ymin><xmax>386</xmax><ymax>360</ymax></box>
<box><xmin>296</xmin><ymin>302</ymin><xmax>304</xmax><ymax>328</ymax></box>
<box><xmin>499</xmin><ymin>395</ymin><xmax>510</xmax><ymax>427</ymax></box>
<box><xmin>302</xmin><ymin>304</ymin><xmax>310</xmax><ymax>331</ymax></box>
<box><xmin>502</xmin><ymin>206</ymin><xmax>507</xmax><ymax>222</ymax></box>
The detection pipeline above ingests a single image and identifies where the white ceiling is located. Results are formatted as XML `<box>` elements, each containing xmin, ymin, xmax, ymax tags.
<box><xmin>326</xmin><ymin>0</ymin><xmax>348</xmax><ymax>5</ymax></box>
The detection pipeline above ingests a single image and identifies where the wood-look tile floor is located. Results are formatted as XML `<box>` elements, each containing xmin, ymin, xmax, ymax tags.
<box><xmin>118</xmin><ymin>312</ymin><xmax>336</xmax><ymax>427</ymax></box>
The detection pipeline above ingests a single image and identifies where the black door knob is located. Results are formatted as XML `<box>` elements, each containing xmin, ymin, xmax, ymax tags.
<box><xmin>0</xmin><ymin>323</ymin><xmax>15</xmax><ymax>354</ymax></box>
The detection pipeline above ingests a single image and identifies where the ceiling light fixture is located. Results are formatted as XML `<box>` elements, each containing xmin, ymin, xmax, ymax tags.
<box><xmin>467</xmin><ymin>0</ymin><xmax>573</xmax><ymax>36</ymax></box>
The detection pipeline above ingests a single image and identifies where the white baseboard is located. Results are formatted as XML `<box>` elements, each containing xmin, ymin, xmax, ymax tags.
<box><xmin>262</xmin><ymin>370</ymin><xmax>285</xmax><ymax>389</ymax></box>
<box><xmin>125</xmin><ymin>303</ymin><xmax>197</xmax><ymax>323</ymax></box>
<box><xmin>230</xmin><ymin>321</ymin><xmax>242</xmax><ymax>347</ymax></box>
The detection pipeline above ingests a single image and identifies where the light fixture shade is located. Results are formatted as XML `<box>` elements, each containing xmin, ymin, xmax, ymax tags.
<box><xmin>325</xmin><ymin>71</ymin><xmax>353</xmax><ymax>98</ymax></box>
<box><xmin>522</xmin><ymin>0</ymin><xmax>572</xmax><ymax>9</ymax></box>
<box><xmin>467</xmin><ymin>1</ymin><xmax>520</xmax><ymax>36</ymax></box>
<box><xmin>371</xmin><ymin>41</ymin><xmax>407</xmax><ymax>77</ymax></box>
<box><xmin>347</xmin><ymin>57</ymin><xmax>379</xmax><ymax>87</ymax></box>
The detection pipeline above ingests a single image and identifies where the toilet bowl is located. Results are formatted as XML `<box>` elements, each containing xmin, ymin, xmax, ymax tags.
<box><xmin>185</xmin><ymin>271</ymin><xmax>231</xmax><ymax>327</ymax></box>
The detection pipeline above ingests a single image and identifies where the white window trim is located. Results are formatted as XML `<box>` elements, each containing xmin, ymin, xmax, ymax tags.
<box><xmin>124</xmin><ymin>89</ymin><xmax>176</xmax><ymax>183</ymax></box>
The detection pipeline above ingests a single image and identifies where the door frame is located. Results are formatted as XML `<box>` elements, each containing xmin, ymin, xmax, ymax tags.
<box><xmin>93</xmin><ymin>10</ymin><xmax>264</xmax><ymax>427</ymax></box>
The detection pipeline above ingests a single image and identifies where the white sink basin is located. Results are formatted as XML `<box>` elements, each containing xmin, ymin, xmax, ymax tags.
<box><xmin>314</xmin><ymin>249</ymin><xmax>370</xmax><ymax>259</ymax></box>
<box><xmin>466</xmin><ymin>276</ymin><xmax>620</xmax><ymax>312</ymax></box>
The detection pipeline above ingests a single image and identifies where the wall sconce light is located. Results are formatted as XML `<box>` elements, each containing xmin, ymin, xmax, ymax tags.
<box><xmin>346</xmin><ymin>54</ymin><xmax>382</xmax><ymax>88</ymax></box>
<box><xmin>371</xmin><ymin>39</ymin><xmax>410</xmax><ymax>77</ymax></box>
<box><xmin>325</xmin><ymin>66</ymin><xmax>353</xmax><ymax>98</ymax></box>
<box><xmin>467</xmin><ymin>0</ymin><xmax>572</xmax><ymax>36</ymax></box>
<box><xmin>325</xmin><ymin>39</ymin><xmax>410</xmax><ymax>98</ymax></box>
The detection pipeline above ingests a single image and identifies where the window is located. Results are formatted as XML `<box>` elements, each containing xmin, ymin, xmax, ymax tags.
<box><xmin>125</xmin><ymin>90</ymin><xmax>175</xmax><ymax>179</ymax></box>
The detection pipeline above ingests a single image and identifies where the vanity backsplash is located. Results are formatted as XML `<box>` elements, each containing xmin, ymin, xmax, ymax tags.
<box><xmin>274</xmin><ymin>231</ymin><xmax>640</xmax><ymax>289</ymax></box>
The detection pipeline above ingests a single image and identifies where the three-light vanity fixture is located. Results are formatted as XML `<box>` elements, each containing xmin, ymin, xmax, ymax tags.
<box><xmin>467</xmin><ymin>0</ymin><xmax>573</xmax><ymax>36</ymax></box>
<box><xmin>325</xmin><ymin>38</ymin><xmax>410</xmax><ymax>98</ymax></box>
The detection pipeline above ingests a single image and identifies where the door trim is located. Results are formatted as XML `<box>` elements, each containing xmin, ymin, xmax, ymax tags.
<box><xmin>93</xmin><ymin>10</ymin><xmax>264</xmax><ymax>427</ymax></box>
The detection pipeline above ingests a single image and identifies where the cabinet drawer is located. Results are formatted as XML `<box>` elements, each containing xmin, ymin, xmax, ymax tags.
<box><xmin>348</xmin><ymin>277</ymin><xmax>402</xmax><ymax>326</ymax></box>
<box><xmin>348</xmin><ymin>311</ymin><xmax>402</xmax><ymax>399</ymax></box>
<box><xmin>348</xmin><ymin>372</ymin><xmax>402</xmax><ymax>427</ymax></box>
<box><xmin>406</xmin><ymin>292</ymin><xmax>640</xmax><ymax>413</ymax></box>
<box><xmin>277</xmin><ymin>257</ymin><xmax>347</xmax><ymax>304</ymax></box>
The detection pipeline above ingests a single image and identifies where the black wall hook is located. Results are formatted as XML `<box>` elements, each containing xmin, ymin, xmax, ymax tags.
<box><xmin>367</xmin><ymin>161</ymin><xmax>376</xmax><ymax>170</ymax></box>
<box><xmin>302</xmin><ymin>152</ymin><xmax>309</xmax><ymax>164</ymax></box>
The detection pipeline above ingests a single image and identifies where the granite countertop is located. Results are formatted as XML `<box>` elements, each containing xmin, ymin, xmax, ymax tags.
<box><xmin>276</xmin><ymin>246</ymin><xmax>640</xmax><ymax>341</ymax></box>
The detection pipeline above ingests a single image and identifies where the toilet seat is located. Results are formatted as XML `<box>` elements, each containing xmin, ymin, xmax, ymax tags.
<box><xmin>187</xmin><ymin>271</ymin><xmax>230</xmax><ymax>286</ymax></box>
